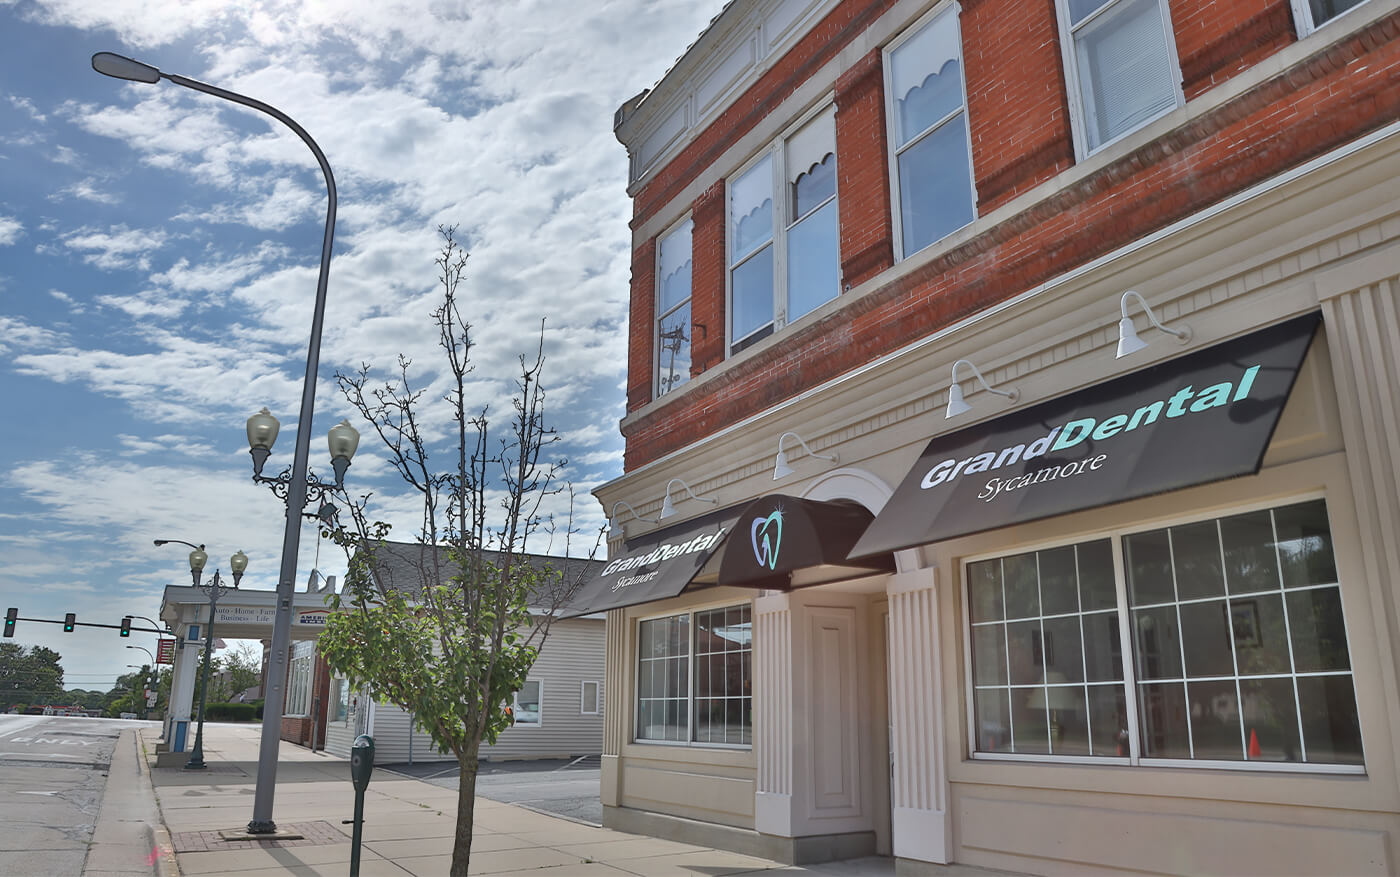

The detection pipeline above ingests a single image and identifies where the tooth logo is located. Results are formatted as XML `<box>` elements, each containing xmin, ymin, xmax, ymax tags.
<box><xmin>751</xmin><ymin>510</ymin><xmax>783</xmax><ymax>570</ymax></box>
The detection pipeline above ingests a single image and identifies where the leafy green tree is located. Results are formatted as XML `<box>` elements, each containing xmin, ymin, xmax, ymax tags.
<box><xmin>105</xmin><ymin>667</ymin><xmax>153</xmax><ymax>717</ymax></box>
<box><xmin>0</xmin><ymin>643</ymin><xmax>65</xmax><ymax>710</ymax></box>
<box><xmin>318</xmin><ymin>227</ymin><xmax>597</xmax><ymax>877</ymax></box>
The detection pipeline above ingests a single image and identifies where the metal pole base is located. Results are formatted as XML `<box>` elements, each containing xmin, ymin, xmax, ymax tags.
<box><xmin>183</xmin><ymin>759</ymin><xmax>207</xmax><ymax>770</ymax></box>
<box><xmin>245</xmin><ymin>818</ymin><xmax>278</xmax><ymax>834</ymax></box>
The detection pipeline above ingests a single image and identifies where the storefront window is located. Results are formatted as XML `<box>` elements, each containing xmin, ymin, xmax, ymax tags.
<box><xmin>636</xmin><ymin>605</ymin><xmax>752</xmax><ymax>745</ymax></box>
<box><xmin>968</xmin><ymin>498</ymin><xmax>1363</xmax><ymax>768</ymax></box>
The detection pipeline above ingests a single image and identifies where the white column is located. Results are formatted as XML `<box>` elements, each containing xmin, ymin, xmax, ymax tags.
<box><xmin>1319</xmin><ymin>265</ymin><xmax>1400</xmax><ymax>724</ymax></box>
<box><xmin>753</xmin><ymin>592</ymin><xmax>795</xmax><ymax>835</ymax></box>
<box><xmin>886</xmin><ymin>567</ymin><xmax>951</xmax><ymax>864</ymax></box>
<box><xmin>600</xmin><ymin>608</ymin><xmax>626</xmax><ymax>808</ymax></box>
<box><xmin>166</xmin><ymin>606</ymin><xmax>201</xmax><ymax>752</ymax></box>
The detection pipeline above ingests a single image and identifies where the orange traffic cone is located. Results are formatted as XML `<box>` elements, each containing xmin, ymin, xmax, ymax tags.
<box><xmin>1248</xmin><ymin>728</ymin><xmax>1261</xmax><ymax>758</ymax></box>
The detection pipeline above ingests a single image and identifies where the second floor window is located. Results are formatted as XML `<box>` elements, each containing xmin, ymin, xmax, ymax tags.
<box><xmin>1292</xmin><ymin>0</ymin><xmax>1373</xmax><ymax>34</ymax></box>
<box><xmin>728</xmin><ymin>108</ymin><xmax>839</xmax><ymax>355</ymax></box>
<box><xmin>656</xmin><ymin>218</ymin><xmax>693</xmax><ymax>397</ymax></box>
<box><xmin>1058</xmin><ymin>0</ymin><xmax>1182</xmax><ymax>156</ymax></box>
<box><xmin>886</xmin><ymin>5</ymin><xmax>976</xmax><ymax>259</ymax></box>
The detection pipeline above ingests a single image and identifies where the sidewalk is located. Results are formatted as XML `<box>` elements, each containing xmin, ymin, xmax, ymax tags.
<box><xmin>87</xmin><ymin>724</ymin><xmax>1029</xmax><ymax>876</ymax></box>
<box><xmin>91</xmin><ymin>723</ymin><xmax>904</xmax><ymax>876</ymax></box>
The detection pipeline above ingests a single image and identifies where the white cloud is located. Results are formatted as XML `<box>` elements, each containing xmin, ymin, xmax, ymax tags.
<box><xmin>0</xmin><ymin>214</ymin><xmax>21</xmax><ymax>245</ymax></box>
<box><xmin>0</xmin><ymin>315</ymin><xmax>64</xmax><ymax>355</ymax></box>
<box><xmin>7</xmin><ymin>94</ymin><xmax>45</xmax><ymax>122</ymax></box>
<box><xmin>60</xmin><ymin>223</ymin><xmax>169</xmax><ymax>271</ymax></box>
<box><xmin>53</xmin><ymin>177</ymin><xmax>119</xmax><ymax>204</ymax></box>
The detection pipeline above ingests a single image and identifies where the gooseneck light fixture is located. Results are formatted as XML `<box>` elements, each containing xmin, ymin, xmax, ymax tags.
<box><xmin>658</xmin><ymin>478</ymin><xmax>718</xmax><ymax>520</ymax></box>
<box><xmin>95</xmin><ymin>49</ymin><xmax>338</xmax><ymax>834</ymax></box>
<box><xmin>772</xmin><ymin>431</ymin><xmax>838</xmax><ymax>481</ymax></box>
<box><xmin>946</xmin><ymin>359</ymin><xmax>1019</xmax><ymax>419</ymax></box>
<box><xmin>608</xmin><ymin>501</ymin><xmax>655</xmax><ymax>537</ymax></box>
<box><xmin>155</xmin><ymin>540</ymin><xmax>247</xmax><ymax>770</ymax></box>
<box><xmin>1115</xmin><ymin>290</ymin><xmax>1192</xmax><ymax>358</ymax></box>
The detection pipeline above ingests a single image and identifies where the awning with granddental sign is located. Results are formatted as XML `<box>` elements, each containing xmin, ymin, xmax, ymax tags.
<box><xmin>564</xmin><ymin>496</ymin><xmax>894</xmax><ymax>617</ymax></box>
<box><xmin>849</xmin><ymin>312</ymin><xmax>1321</xmax><ymax>559</ymax></box>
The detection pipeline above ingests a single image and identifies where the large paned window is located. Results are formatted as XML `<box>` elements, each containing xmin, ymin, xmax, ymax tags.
<box><xmin>1057</xmin><ymin>0</ymin><xmax>1182</xmax><ymax>156</ymax></box>
<box><xmin>285</xmin><ymin>641</ymin><xmax>314</xmax><ymax>717</ymax></box>
<box><xmin>656</xmin><ymin>219</ymin><xmax>693</xmax><ymax>397</ymax></box>
<box><xmin>885</xmin><ymin>6</ymin><xmax>976</xmax><ymax>259</ymax></box>
<box><xmin>728</xmin><ymin>108</ymin><xmax>839</xmax><ymax>355</ymax></box>
<box><xmin>1292</xmin><ymin>0</ymin><xmax>1373</xmax><ymax>34</ymax></box>
<box><xmin>636</xmin><ymin>605</ymin><xmax>753</xmax><ymax>745</ymax></box>
<box><xmin>968</xmin><ymin>499</ymin><xmax>1364</xmax><ymax>769</ymax></box>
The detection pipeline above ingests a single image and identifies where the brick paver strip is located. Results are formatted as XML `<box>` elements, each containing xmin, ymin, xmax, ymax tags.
<box><xmin>171</xmin><ymin>821</ymin><xmax>346</xmax><ymax>852</ymax></box>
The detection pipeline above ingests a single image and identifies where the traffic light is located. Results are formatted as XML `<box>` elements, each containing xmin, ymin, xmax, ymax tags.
<box><xmin>119</xmin><ymin>617</ymin><xmax>131</xmax><ymax>637</ymax></box>
<box><xmin>63</xmin><ymin>613</ymin><xmax>76</xmax><ymax>632</ymax></box>
<box><xmin>4</xmin><ymin>608</ymin><xmax>15</xmax><ymax>638</ymax></box>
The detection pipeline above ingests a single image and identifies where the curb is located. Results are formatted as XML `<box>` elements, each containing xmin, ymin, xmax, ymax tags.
<box><xmin>134</xmin><ymin>731</ymin><xmax>180</xmax><ymax>877</ymax></box>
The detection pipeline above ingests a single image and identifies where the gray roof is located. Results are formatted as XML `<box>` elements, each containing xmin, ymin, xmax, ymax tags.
<box><xmin>352</xmin><ymin>541</ymin><xmax>603</xmax><ymax>604</ymax></box>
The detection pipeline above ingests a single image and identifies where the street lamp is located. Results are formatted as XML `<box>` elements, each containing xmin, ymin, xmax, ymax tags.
<box><xmin>94</xmin><ymin>50</ymin><xmax>338</xmax><ymax>835</ymax></box>
<box><xmin>126</xmin><ymin>648</ymin><xmax>162</xmax><ymax>714</ymax></box>
<box><xmin>247</xmin><ymin>408</ymin><xmax>360</xmax><ymax>526</ymax></box>
<box><xmin>156</xmin><ymin>541</ymin><xmax>247</xmax><ymax>770</ymax></box>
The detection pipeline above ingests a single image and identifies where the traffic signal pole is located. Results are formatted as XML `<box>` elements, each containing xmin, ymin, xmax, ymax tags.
<box><xmin>2</xmin><ymin>610</ymin><xmax>164</xmax><ymax>637</ymax></box>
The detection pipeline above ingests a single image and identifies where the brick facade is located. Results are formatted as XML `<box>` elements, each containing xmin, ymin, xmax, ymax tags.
<box><xmin>620</xmin><ymin>2</ymin><xmax>1400</xmax><ymax>472</ymax></box>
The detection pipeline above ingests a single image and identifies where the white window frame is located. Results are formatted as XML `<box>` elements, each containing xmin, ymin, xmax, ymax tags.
<box><xmin>882</xmin><ymin>1</ymin><xmax>978</xmax><ymax>262</ymax></box>
<box><xmin>1290</xmin><ymin>0</ymin><xmax>1374</xmax><ymax>36</ymax></box>
<box><xmin>329</xmin><ymin>676</ymin><xmax>351</xmax><ymax>725</ymax></box>
<box><xmin>961</xmin><ymin>492</ymin><xmax>1366</xmax><ymax>774</ymax></box>
<box><xmin>725</xmin><ymin>101</ymin><xmax>839</xmax><ymax>356</ymax></box>
<box><xmin>633</xmin><ymin>601</ymin><xmax>753</xmax><ymax>749</ymax></box>
<box><xmin>580</xmin><ymin>680</ymin><xmax>601</xmax><ymax>715</ymax></box>
<box><xmin>654</xmin><ymin>215</ymin><xmax>694</xmax><ymax>399</ymax></box>
<box><xmin>513</xmin><ymin>679</ymin><xmax>542</xmax><ymax>728</ymax></box>
<box><xmin>1055</xmin><ymin>0</ymin><xmax>1186</xmax><ymax>161</ymax></box>
<box><xmin>285</xmin><ymin>641</ymin><xmax>314</xmax><ymax>717</ymax></box>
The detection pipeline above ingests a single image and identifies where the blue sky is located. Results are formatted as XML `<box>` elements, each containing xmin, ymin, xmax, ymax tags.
<box><xmin>0</xmin><ymin>0</ymin><xmax>725</xmax><ymax>693</ymax></box>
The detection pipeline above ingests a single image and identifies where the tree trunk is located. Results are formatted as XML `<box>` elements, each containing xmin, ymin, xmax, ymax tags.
<box><xmin>450</xmin><ymin>743</ymin><xmax>481</xmax><ymax>877</ymax></box>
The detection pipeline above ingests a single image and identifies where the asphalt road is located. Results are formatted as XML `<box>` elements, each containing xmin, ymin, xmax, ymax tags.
<box><xmin>381</xmin><ymin>754</ymin><xmax>604</xmax><ymax>825</ymax></box>
<box><xmin>0</xmin><ymin>714</ymin><xmax>156</xmax><ymax>877</ymax></box>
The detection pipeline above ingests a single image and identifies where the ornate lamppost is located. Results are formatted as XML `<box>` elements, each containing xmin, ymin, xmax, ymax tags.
<box><xmin>93</xmin><ymin>49</ymin><xmax>343</xmax><ymax>834</ymax></box>
<box><xmin>155</xmin><ymin>540</ymin><xmax>247</xmax><ymax>769</ymax></box>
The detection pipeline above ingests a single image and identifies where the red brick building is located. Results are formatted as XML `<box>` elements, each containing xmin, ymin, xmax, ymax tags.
<box><xmin>583</xmin><ymin>0</ymin><xmax>1400</xmax><ymax>871</ymax></box>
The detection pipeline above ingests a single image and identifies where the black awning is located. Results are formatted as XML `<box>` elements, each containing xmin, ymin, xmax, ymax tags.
<box><xmin>851</xmin><ymin>312</ymin><xmax>1321</xmax><ymax>558</ymax></box>
<box><xmin>715</xmin><ymin>495</ymin><xmax>895</xmax><ymax>590</ymax></box>
<box><xmin>561</xmin><ymin>506</ymin><xmax>737</xmax><ymax>618</ymax></box>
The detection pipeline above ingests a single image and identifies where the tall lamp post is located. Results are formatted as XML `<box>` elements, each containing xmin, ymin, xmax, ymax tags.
<box><xmin>93</xmin><ymin>51</ymin><xmax>340</xmax><ymax>834</ymax></box>
<box><xmin>156</xmin><ymin>540</ymin><xmax>247</xmax><ymax>770</ymax></box>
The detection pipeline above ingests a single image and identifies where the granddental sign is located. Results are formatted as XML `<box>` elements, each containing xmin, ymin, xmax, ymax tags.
<box><xmin>600</xmin><ymin>527</ymin><xmax>728</xmax><ymax>592</ymax></box>
<box><xmin>849</xmin><ymin>313</ymin><xmax>1320</xmax><ymax>558</ymax></box>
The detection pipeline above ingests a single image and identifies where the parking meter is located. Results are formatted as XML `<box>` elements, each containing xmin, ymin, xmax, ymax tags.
<box><xmin>347</xmin><ymin>735</ymin><xmax>374</xmax><ymax>877</ymax></box>
<box><xmin>350</xmin><ymin>734</ymin><xmax>374</xmax><ymax>790</ymax></box>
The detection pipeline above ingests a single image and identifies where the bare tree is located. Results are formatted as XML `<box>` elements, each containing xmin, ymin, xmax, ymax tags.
<box><xmin>317</xmin><ymin>226</ymin><xmax>597</xmax><ymax>876</ymax></box>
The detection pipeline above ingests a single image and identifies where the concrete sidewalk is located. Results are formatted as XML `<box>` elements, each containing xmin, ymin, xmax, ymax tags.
<box><xmin>96</xmin><ymin>724</ymin><xmax>906</xmax><ymax>876</ymax></box>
